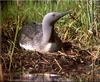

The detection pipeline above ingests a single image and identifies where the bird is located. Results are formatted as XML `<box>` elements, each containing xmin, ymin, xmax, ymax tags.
<box><xmin>19</xmin><ymin>12</ymin><xmax>69</xmax><ymax>53</ymax></box>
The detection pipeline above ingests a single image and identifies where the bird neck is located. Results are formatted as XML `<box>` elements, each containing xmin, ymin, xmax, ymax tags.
<box><xmin>42</xmin><ymin>22</ymin><xmax>53</xmax><ymax>45</ymax></box>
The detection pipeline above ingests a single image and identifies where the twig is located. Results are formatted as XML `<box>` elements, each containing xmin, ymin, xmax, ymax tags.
<box><xmin>9</xmin><ymin>0</ymin><xmax>20</xmax><ymax>71</ymax></box>
<box><xmin>54</xmin><ymin>59</ymin><xmax>62</xmax><ymax>73</ymax></box>
<box><xmin>0</xmin><ymin>64</ymin><xmax>3</xmax><ymax>81</ymax></box>
<box><xmin>41</xmin><ymin>57</ymin><xmax>50</xmax><ymax>64</ymax></box>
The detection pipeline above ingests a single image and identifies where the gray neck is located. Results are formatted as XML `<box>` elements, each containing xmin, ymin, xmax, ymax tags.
<box><xmin>42</xmin><ymin>22</ymin><xmax>52</xmax><ymax>45</ymax></box>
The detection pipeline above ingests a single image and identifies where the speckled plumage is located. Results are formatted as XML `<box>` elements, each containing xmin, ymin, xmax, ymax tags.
<box><xmin>19</xmin><ymin>12</ymin><xmax>67</xmax><ymax>52</ymax></box>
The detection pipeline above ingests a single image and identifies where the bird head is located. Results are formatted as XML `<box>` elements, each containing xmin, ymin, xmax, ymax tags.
<box><xmin>42</xmin><ymin>11</ymin><xmax>69</xmax><ymax>26</ymax></box>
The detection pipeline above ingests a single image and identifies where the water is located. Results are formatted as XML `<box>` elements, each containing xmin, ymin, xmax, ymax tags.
<box><xmin>4</xmin><ymin>73</ymin><xmax>73</xmax><ymax>82</ymax></box>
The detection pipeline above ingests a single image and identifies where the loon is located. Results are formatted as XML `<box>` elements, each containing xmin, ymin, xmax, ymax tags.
<box><xmin>19</xmin><ymin>12</ymin><xmax>68</xmax><ymax>53</ymax></box>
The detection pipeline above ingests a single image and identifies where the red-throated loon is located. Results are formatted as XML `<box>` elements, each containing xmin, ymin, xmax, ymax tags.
<box><xmin>19</xmin><ymin>12</ymin><xmax>68</xmax><ymax>53</ymax></box>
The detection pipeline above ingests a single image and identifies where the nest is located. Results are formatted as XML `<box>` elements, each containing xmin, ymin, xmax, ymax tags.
<box><xmin>1</xmin><ymin>38</ymin><xmax>95</xmax><ymax>81</ymax></box>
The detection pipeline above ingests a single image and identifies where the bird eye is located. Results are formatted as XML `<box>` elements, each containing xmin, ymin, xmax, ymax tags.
<box><xmin>52</xmin><ymin>14</ymin><xmax>55</xmax><ymax>17</ymax></box>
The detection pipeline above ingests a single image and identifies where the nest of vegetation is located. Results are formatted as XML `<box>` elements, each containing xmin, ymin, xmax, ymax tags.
<box><xmin>1</xmin><ymin>19</ymin><xmax>100</xmax><ymax>81</ymax></box>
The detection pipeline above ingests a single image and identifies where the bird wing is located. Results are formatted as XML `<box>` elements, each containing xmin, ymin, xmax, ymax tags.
<box><xmin>19</xmin><ymin>22</ymin><xmax>43</xmax><ymax>47</ymax></box>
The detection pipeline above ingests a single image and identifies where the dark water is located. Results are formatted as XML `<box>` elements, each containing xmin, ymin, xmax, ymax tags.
<box><xmin>4</xmin><ymin>73</ymin><xmax>74</xmax><ymax>82</ymax></box>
